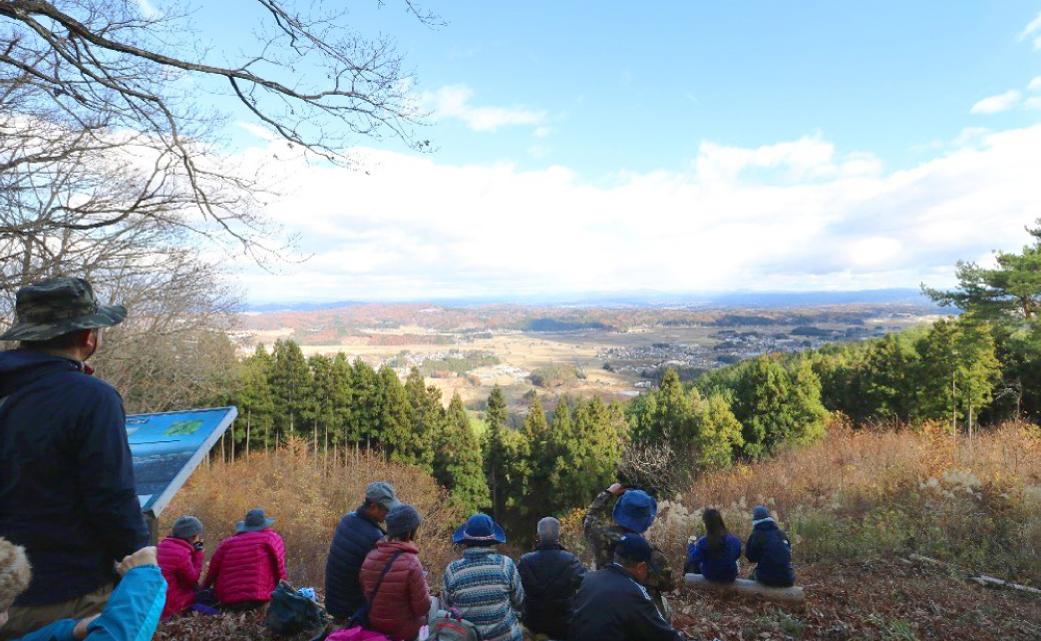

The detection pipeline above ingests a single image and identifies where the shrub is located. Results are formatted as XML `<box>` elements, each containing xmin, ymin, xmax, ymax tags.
<box><xmin>160</xmin><ymin>437</ymin><xmax>465</xmax><ymax>589</ymax></box>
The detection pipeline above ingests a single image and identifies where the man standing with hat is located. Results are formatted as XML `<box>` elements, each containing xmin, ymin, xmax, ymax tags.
<box><xmin>0</xmin><ymin>277</ymin><xmax>148</xmax><ymax>640</ymax></box>
<box><xmin>569</xmin><ymin>534</ymin><xmax>689</xmax><ymax>641</ymax></box>
<box><xmin>324</xmin><ymin>481</ymin><xmax>403</xmax><ymax>622</ymax></box>
<box><xmin>584</xmin><ymin>483</ymin><xmax>675</xmax><ymax>620</ymax></box>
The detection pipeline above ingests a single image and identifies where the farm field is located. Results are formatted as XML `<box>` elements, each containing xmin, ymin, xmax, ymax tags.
<box><xmin>240</xmin><ymin>303</ymin><xmax>939</xmax><ymax>410</ymax></box>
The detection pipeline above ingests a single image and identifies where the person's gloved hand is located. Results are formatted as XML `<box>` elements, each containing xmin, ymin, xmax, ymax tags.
<box><xmin>193</xmin><ymin>540</ymin><xmax>205</xmax><ymax>552</ymax></box>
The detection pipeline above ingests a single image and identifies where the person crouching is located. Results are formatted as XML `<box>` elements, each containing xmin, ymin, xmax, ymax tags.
<box><xmin>157</xmin><ymin>516</ymin><xmax>207</xmax><ymax>619</ymax></box>
<box><xmin>359</xmin><ymin>505</ymin><xmax>431</xmax><ymax>641</ymax></box>
<box><xmin>202</xmin><ymin>509</ymin><xmax>286</xmax><ymax>609</ymax></box>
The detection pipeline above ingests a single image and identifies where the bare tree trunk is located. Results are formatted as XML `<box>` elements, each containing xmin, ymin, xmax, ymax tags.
<box><xmin>246</xmin><ymin>410</ymin><xmax>251</xmax><ymax>463</ymax></box>
<box><xmin>951</xmin><ymin>373</ymin><xmax>957</xmax><ymax>435</ymax></box>
<box><xmin>324</xmin><ymin>420</ymin><xmax>329</xmax><ymax>476</ymax></box>
<box><xmin>231</xmin><ymin>425</ymin><xmax>235</xmax><ymax>461</ymax></box>
<box><xmin>220</xmin><ymin>431</ymin><xmax>226</xmax><ymax>463</ymax></box>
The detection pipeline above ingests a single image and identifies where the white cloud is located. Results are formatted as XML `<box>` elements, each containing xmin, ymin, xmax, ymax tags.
<box><xmin>227</xmin><ymin>123</ymin><xmax>1041</xmax><ymax>303</ymax></box>
<box><xmin>1029</xmin><ymin>76</ymin><xmax>1041</xmax><ymax>92</ymax></box>
<box><xmin>1020</xmin><ymin>11</ymin><xmax>1041</xmax><ymax>49</ymax></box>
<box><xmin>534</xmin><ymin>126</ymin><xmax>553</xmax><ymax>139</ymax></box>
<box><xmin>135</xmin><ymin>0</ymin><xmax>160</xmax><ymax>18</ymax></box>
<box><xmin>1025</xmin><ymin>96</ymin><xmax>1041</xmax><ymax>111</ymax></box>
<box><xmin>423</xmin><ymin>84</ymin><xmax>544</xmax><ymax>132</ymax></box>
<box><xmin>970</xmin><ymin>90</ymin><xmax>1021</xmax><ymax>114</ymax></box>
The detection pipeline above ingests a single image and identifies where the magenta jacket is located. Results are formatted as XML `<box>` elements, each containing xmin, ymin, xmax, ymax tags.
<box><xmin>359</xmin><ymin>540</ymin><xmax>432</xmax><ymax>641</ymax></box>
<box><xmin>157</xmin><ymin>536</ymin><xmax>204</xmax><ymax>618</ymax></box>
<box><xmin>203</xmin><ymin>529</ymin><xmax>287</xmax><ymax>604</ymax></box>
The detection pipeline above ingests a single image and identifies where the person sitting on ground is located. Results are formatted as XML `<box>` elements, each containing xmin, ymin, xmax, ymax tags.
<box><xmin>324</xmin><ymin>482</ymin><xmax>402</xmax><ymax>622</ymax></box>
<box><xmin>0</xmin><ymin>278</ymin><xmax>148</xmax><ymax>640</ymax></box>
<box><xmin>358</xmin><ymin>505</ymin><xmax>432</xmax><ymax>641</ymax></box>
<box><xmin>442</xmin><ymin>514</ymin><xmax>524</xmax><ymax>641</ymax></box>
<box><xmin>0</xmin><ymin>538</ymin><xmax>166</xmax><ymax>641</ymax></box>
<box><xmin>584</xmin><ymin>483</ymin><xmax>675</xmax><ymax>619</ymax></box>
<box><xmin>569</xmin><ymin>534</ymin><xmax>689</xmax><ymax>641</ymax></box>
<box><xmin>157</xmin><ymin>516</ymin><xmax>208</xmax><ymax>619</ymax></box>
<box><xmin>517</xmin><ymin>516</ymin><xmax>586</xmax><ymax>640</ymax></box>
<box><xmin>684</xmin><ymin>508</ymin><xmax>742</xmax><ymax>583</ymax></box>
<box><xmin>203</xmin><ymin>508</ymin><xmax>286</xmax><ymax>609</ymax></box>
<box><xmin>745</xmin><ymin>506</ymin><xmax>795</xmax><ymax>588</ymax></box>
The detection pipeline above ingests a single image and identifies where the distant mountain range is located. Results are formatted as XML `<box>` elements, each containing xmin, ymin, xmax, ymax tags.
<box><xmin>244</xmin><ymin>288</ymin><xmax>937</xmax><ymax>312</ymax></box>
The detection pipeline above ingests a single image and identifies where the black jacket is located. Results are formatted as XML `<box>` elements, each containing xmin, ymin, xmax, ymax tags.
<box><xmin>745</xmin><ymin>518</ymin><xmax>795</xmax><ymax>587</ymax></box>
<box><xmin>324</xmin><ymin>508</ymin><xmax>385</xmax><ymax>619</ymax></box>
<box><xmin>569</xmin><ymin>564</ymin><xmax>687</xmax><ymax>641</ymax></box>
<box><xmin>0</xmin><ymin>349</ymin><xmax>148</xmax><ymax>606</ymax></box>
<box><xmin>517</xmin><ymin>543</ymin><xmax>586</xmax><ymax>638</ymax></box>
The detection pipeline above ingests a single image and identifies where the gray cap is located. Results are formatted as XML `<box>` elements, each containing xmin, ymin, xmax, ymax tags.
<box><xmin>386</xmin><ymin>505</ymin><xmax>423</xmax><ymax>538</ymax></box>
<box><xmin>1</xmin><ymin>277</ymin><xmax>126</xmax><ymax>342</ymax></box>
<box><xmin>171</xmin><ymin>516</ymin><xmax>203</xmax><ymax>539</ymax></box>
<box><xmin>366</xmin><ymin>482</ymin><xmax>403</xmax><ymax>511</ymax></box>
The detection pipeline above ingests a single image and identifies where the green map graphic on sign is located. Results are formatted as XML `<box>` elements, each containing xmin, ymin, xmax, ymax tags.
<box><xmin>164</xmin><ymin>419</ymin><xmax>203</xmax><ymax>437</ymax></box>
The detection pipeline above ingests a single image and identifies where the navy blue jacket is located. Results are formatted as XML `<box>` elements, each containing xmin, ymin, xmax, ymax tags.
<box><xmin>745</xmin><ymin>519</ymin><xmax>795</xmax><ymax>587</ymax></box>
<box><xmin>569</xmin><ymin>564</ymin><xmax>687</xmax><ymax>641</ymax></box>
<box><xmin>324</xmin><ymin>508</ymin><xmax>385</xmax><ymax>620</ymax></box>
<box><xmin>517</xmin><ymin>543</ymin><xmax>586</xmax><ymax>639</ymax></box>
<box><xmin>0</xmin><ymin>349</ymin><xmax>149</xmax><ymax>606</ymax></box>
<box><xmin>685</xmin><ymin>534</ymin><xmax>742</xmax><ymax>583</ymax></box>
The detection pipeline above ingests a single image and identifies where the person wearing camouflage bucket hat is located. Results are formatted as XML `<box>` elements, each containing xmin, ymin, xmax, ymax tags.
<box><xmin>0</xmin><ymin>277</ymin><xmax>126</xmax><ymax>343</ymax></box>
<box><xmin>0</xmin><ymin>277</ymin><xmax>147</xmax><ymax>639</ymax></box>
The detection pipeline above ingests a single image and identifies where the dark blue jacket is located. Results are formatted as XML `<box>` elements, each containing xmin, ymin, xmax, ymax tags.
<box><xmin>745</xmin><ymin>519</ymin><xmax>795</xmax><ymax>587</ymax></box>
<box><xmin>0</xmin><ymin>349</ymin><xmax>149</xmax><ymax>606</ymax></box>
<box><xmin>324</xmin><ymin>508</ymin><xmax>385</xmax><ymax>620</ymax></box>
<box><xmin>685</xmin><ymin>534</ymin><xmax>742</xmax><ymax>583</ymax></box>
<box><xmin>517</xmin><ymin>543</ymin><xmax>586</xmax><ymax>639</ymax></box>
<box><xmin>569</xmin><ymin>564</ymin><xmax>687</xmax><ymax>641</ymax></box>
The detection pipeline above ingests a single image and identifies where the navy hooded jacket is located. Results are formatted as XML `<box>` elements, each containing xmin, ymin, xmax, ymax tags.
<box><xmin>0</xmin><ymin>349</ymin><xmax>149</xmax><ymax>606</ymax></box>
<box><xmin>323</xmin><ymin>508</ymin><xmax>385</xmax><ymax>620</ymax></box>
<box><xmin>745</xmin><ymin>518</ymin><xmax>795</xmax><ymax>587</ymax></box>
<box><xmin>518</xmin><ymin>543</ymin><xmax>586</xmax><ymax>639</ymax></box>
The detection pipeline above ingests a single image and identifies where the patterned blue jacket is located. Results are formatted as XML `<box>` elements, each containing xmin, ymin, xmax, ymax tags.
<box><xmin>443</xmin><ymin>547</ymin><xmax>525</xmax><ymax>641</ymax></box>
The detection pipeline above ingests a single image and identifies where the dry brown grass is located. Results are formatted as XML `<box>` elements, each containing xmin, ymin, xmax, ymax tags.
<box><xmin>637</xmin><ymin>420</ymin><xmax>1041</xmax><ymax>584</ymax></box>
<box><xmin>160</xmin><ymin>437</ymin><xmax>465</xmax><ymax>589</ymax></box>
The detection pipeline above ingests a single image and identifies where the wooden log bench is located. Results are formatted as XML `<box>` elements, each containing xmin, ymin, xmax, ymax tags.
<box><xmin>684</xmin><ymin>573</ymin><xmax>806</xmax><ymax>603</ymax></box>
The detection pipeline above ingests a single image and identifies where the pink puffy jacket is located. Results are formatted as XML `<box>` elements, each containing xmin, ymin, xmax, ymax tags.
<box><xmin>203</xmin><ymin>529</ymin><xmax>287</xmax><ymax>604</ymax></box>
<box><xmin>359</xmin><ymin>540</ymin><xmax>432</xmax><ymax>641</ymax></box>
<box><xmin>158</xmin><ymin>536</ymin><xmax>205</xmax><ymax>619</ymax></box>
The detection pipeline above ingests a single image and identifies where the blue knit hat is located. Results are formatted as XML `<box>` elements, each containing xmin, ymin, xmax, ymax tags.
<box><xmin>752</xmin><ymin>505</ymin><xmax>771</xmax><ymax>521</ymax></box>
<box><xmin>386</xmin><ymin>505</ymin><xmax>423</xmax><ymax>538</ymax></box>
<box><xmin>612</xmin><ymin>490</ymin><xmax>657</xmax><ymax>533</ymax></box>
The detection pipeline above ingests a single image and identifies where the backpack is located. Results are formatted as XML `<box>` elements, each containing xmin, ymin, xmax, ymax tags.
<box><xmin>265</xmin><ymin>581</ymin><xmax>326</xmax><ymax>635</ymax></box>
<box><xmin>428</xmin><ymin>609</ymin><xmax>482</xmax><ymax>641</ymax></box>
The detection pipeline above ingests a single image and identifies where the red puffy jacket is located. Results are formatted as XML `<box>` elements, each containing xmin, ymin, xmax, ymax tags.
<box><xmin>158</xmin><ymin>536</ymin><xmax>205</xmax><ymax>619</ymax></box>
<box><xmin>203</xmin><ymin>529</ymin><xmax>287</xmax><ymax>604</ymax></box>
<box><xmin>359</xmin><ymin>540</ymin><xmax>432</xmax><ymax>641</ymax></box>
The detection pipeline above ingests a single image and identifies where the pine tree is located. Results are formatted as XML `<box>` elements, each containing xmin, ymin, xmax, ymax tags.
<box><xmin>483</xmin><ymin>385</ymin><xmax>510</xmax><ymax>521</ymax></box>
<box><xmin>377</xmin><ymin>366</ymin><xmax>412</xmax><ymax>458</ymax></box>
<box><xmin>268</xmin><ymin>339</ymin><xmax>313</xmax><ymax>445</ymax></box>
<box><xmin>434</xmin><ymin>394</ymin><xmax>490</xmax><ymax>513</ymax></box>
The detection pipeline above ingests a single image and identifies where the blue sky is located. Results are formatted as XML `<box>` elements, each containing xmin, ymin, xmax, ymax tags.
<box><xmin>173</xmin><ymin>1</ymin><xmax>1041</xmax><ymax>303</ymax></box>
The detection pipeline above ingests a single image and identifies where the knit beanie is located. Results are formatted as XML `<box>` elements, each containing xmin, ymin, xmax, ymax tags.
<box><xmin>0</xmin><ymin>538</ymin><xmax>32</xmax><ymax>612</ymax></box>
<box><xmin>386</xmin><ymin>505</ymin><xmax>423</xmax><ymax>538</ymax></box>
<box><xmin>752</xmin><ymin>505</ymin><xmax>771</xmax><ymax>521</ymax></box>
<box><xmin>172</xmin><ymin>515</ymin><xmax>203</xmax><ymax>539</ymax></box>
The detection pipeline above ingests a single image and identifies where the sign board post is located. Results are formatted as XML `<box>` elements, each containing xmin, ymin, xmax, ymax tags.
<box><xmin>127</xmin><ymin>406</ymin><xmax>238</xmax><ymax>543</ymax></box>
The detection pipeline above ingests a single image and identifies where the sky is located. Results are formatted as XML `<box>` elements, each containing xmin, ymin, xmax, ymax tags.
<box><xmin>175</xmin><ymin>1</ymin><xmax>1041</xmax><ymax>304</ymax></box>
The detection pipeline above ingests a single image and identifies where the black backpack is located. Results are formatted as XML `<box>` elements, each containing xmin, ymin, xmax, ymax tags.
<box><xmin>265</xmin><ymin>581</ymin><xmax>326</xmax><ymax>635</ymax></box>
